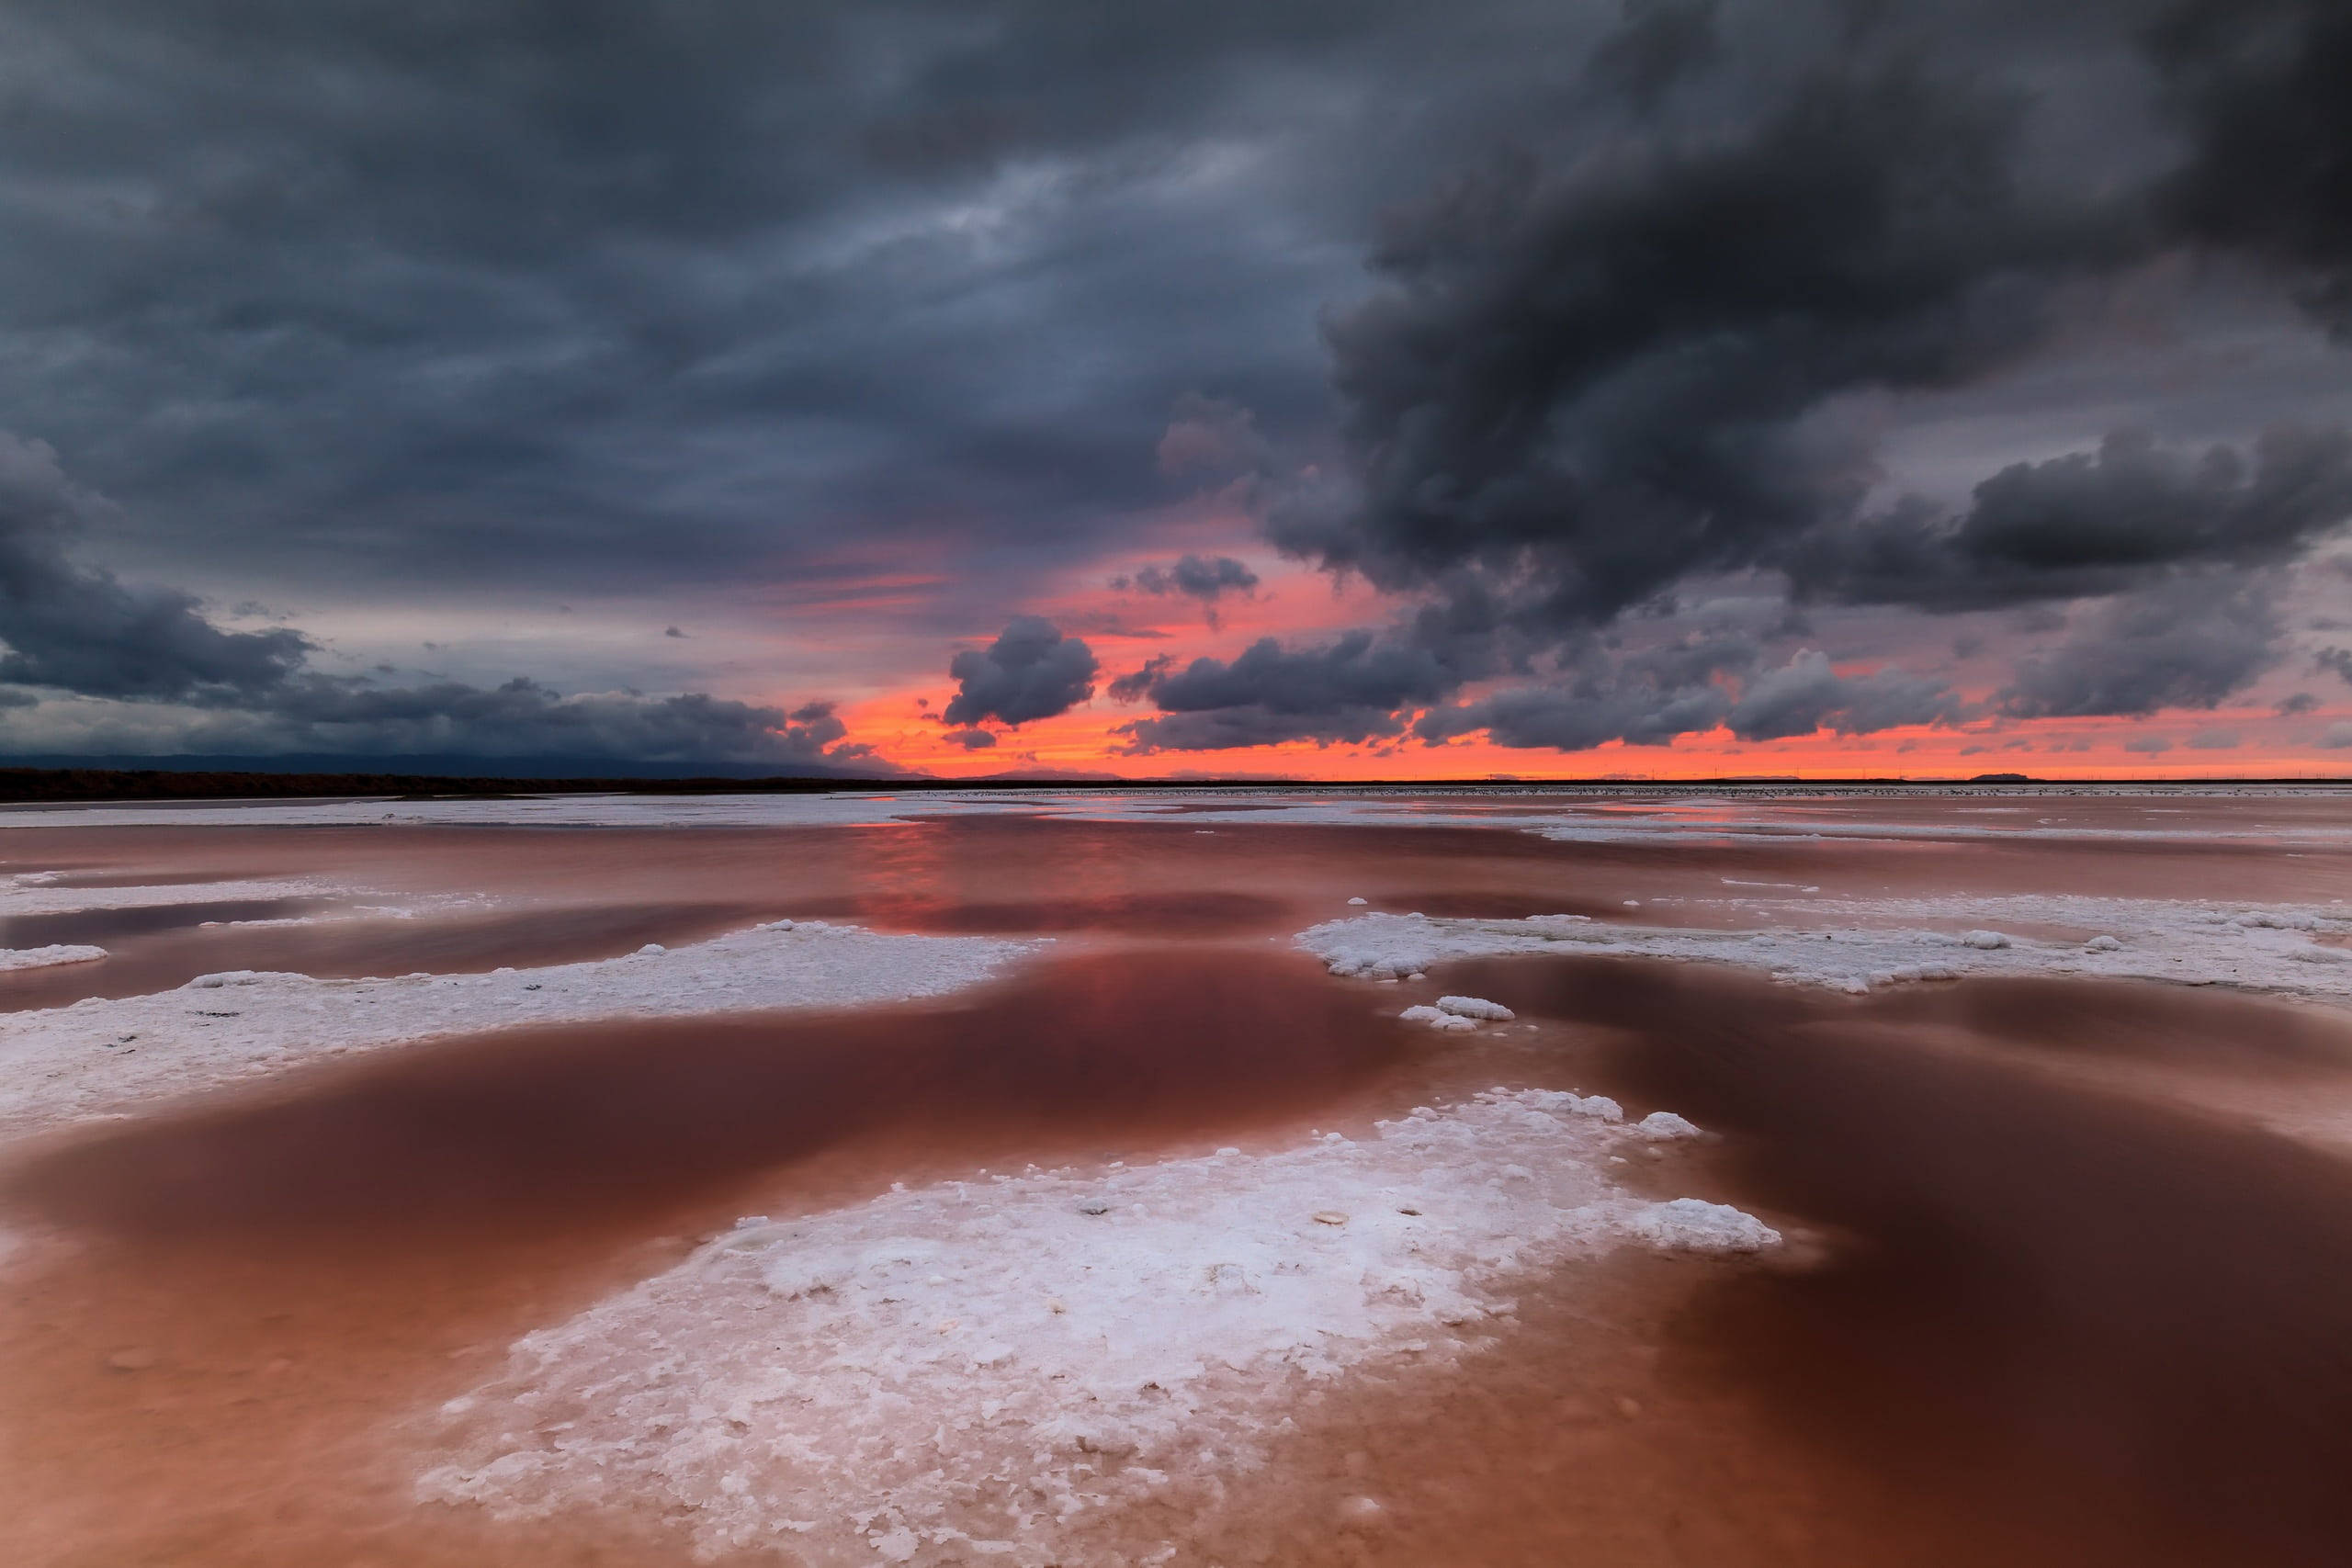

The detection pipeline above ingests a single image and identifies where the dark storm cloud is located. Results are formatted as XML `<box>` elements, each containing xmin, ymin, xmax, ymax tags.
<box><xmin>2151</xmin><ymin>0</ymin><xmax>2352</xmax><ymax>333</ymax></box>
<box><xmin>1722</xmin><ymin>649</ymin><xmax>1964</xmax><ymax>740</ymax></box>
<box><xmin>1581</xmin><ymin>0</ymin><xmax>1722</xmax><ymax>111</ymax></box>
<box><xmin>1265</xmin><ymin>51</ymin><xmax>2127</xmax><ymax>632</ymax></box>
<box><xmin>941</xmin><ymin>617</ymin><xmax>1100</xmax><ymax>727</ymax></box>
<box><xmin>0</xmin><ymin>432</ymin><xmax>310</xmax><ymax>698</ymax></box>
<box><xmin>1997</xmin><ymin>575</ymin><xmax>2283</xmax><ymax>718</ymax></box>
<box><xmin>1789</xmin><ymin>426</ymin><xmax>2352</xmax><ymax>609</ymax></box>
<box><xmin>1177</xmin><ymin>0</ymin><xmax>2352</xmax><ymax>751</ymax></box>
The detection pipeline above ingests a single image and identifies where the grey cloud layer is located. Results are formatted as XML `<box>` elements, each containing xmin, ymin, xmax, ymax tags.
<box><xmin>3</xmin><ymin>0</ymin><xmax>2349</xmax><ymax>762</ymax></box>
<box><xmin>0</xmin><ymin>0</ymin><xmax>1619</xmax><ymax>614</ymax></box>
<box><xmin>0</xmin><ymin>430</ymin><xmax>876</xmax><ymax>767</ymax></box>
<box><xmin>0</xmin><ymin>433</ymin><xmax>310</xmax><ymax>698</ymax></box>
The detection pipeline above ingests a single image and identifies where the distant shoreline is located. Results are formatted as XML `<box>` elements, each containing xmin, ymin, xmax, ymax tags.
<box><xmin>6</xmin><ymin>764</ymin><xmax>2352</xmax><ymax>806</ymax></box>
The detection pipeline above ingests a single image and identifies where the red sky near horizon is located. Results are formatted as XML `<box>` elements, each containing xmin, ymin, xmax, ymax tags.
<box><xmin>801</xmin><ymin>554</ymin><xmax>2352</xmax><ymax>782</ymax></box>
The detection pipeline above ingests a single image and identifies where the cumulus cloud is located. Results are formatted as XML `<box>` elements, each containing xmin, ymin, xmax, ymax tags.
<box><xmin>1120</xmin><ymin>555</ymin><xmax>1261</xmax><ymax>603</ymax></box>
<box><xmin>1156</xmin><ymin>395</ymin><xmax>1273</xmax><ymax>480</ymax></box>
<box><xmin>1115</xmin><ymin>632</ymin><xmax>1458</xmax><ymax>752</ymax></box>
<box><xmin>941</xmin><ymin>617</ymin><xmax>1100</xmax><ymax>728</ymax></box>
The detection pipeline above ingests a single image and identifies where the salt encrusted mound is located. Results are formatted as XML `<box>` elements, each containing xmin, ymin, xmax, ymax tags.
<box><xmin>0</xmin><ymin>921</ymin><xmax>1038</xmax><ymax>1142</ymax></box>
<box><xmin>1298</xmin><ymin>902</ymin><xmax>2352</xmax><ymax>1008</ymax></box>
<box><xmin>1435</xmin><ymin>995</ymin><xmax>1514</xmax><ymax>1021</ymax></box>
<box><xmin>0</xmin><ymin>944</ymin><xmax>106</xmax><ymax>973</ymax></box>
<box><xmin>1399</xmin><ymin>1004</ymin><xmax>1476</xmax><ymax>1032</ymax></box>
<box><xmin>417</xmin><ymin>1091</ymin><xmax>1768</xmax><ymax>1565</ymax></box>
<box><xmin>1620</xmin><ymin>1198</ymin><xmax>1780</xmax><ymax>1252</ymax></box>
<box><xmin>1632</xmin><ymin>1111</ymin><xmax>1703</xmax><ymax>1141</ymax></box>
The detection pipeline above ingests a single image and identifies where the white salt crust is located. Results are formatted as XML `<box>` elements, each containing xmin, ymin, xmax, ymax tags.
<box><xmin>416</xmin><ymin>1090</ymin><xmax>1774</xmax><ymax>1564</ymax></box>
<box><xmin>0</xmin><ymin>921</ymin><xmax>1037</xmax><ymax>1142</ymax></box>
<box><xmin>1301</xmin><ymin>898</ymin><xmax>2352</xmax><ymax>1006</ymax></box>
<box><xmin>0</xmin><ymin>943</ymin><xmax>106</xmax><ymax>973</ymax></box>
<box><xmin>0</xmin><ymin>872</ymin><xmax>360</xmax><ymax>916</ymax></box>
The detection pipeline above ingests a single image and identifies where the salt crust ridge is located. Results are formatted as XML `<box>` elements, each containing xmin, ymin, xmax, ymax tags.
<box><xmin>0</xmin><ymin>921</ymin><xmax>1036</xmax><ymax>1141</ymax></box>
<box><xmin>1302</xmin><ymin>899</ymin><xmax>2352</xmax><ymax>1005</ymax></box>
<box><xmin>417</xmin><ymin>1090</ymin><xmax>1775</xmax><ymax>1564</ymax></box>
<box><xmin>0</xmin><ymin>943</ymin><xmax>106</xmax><ymax>973</ymax></box>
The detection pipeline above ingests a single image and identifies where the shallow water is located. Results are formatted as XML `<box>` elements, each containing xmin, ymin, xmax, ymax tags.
<box><xmin>7</xmin><ymin>792</ymin><xmax>2352</xmax><ymax>1564</ymax></box>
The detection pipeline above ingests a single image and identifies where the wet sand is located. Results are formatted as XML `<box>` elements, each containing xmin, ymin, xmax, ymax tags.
<box><xmin>7</xmin><ymin>951</ymin><xmax>1413</xmax><ymax>1235</ymax></box>
<box><xmin>9</xmin><ymin>795</ymin><xmax>2352</xmax><ymax>1563</ymax></box>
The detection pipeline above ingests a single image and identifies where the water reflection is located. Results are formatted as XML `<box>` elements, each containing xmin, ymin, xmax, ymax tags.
<box><xmin>8</xmin><ymin>949</ymin><xmax>1408</xmax><ymax>1237</ymax></box>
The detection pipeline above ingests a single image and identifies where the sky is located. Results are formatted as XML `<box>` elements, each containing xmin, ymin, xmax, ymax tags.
<box><xmin>1</xmin><ymin>0</ymin><xmax>2348</xmax><ymax>781</ymax></box>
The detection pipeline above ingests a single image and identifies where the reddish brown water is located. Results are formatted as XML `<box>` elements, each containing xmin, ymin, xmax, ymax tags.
<box><xmin>7</xmin><ymin>795</ymin><xmax>2352</xmax><ymax>1564</ymax></box>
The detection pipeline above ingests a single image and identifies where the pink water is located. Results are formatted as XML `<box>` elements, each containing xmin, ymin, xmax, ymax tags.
<box><xmin>6</xmin><ymin>797</ymin><xmax>2352</xmax><ymax>1565</ymax></box>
